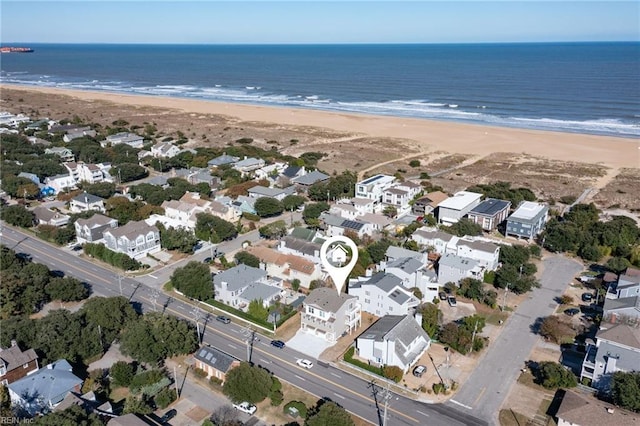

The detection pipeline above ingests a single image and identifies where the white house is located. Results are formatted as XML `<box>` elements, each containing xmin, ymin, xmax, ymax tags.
<box><xmin>381</xmin><ymin>257</ymin><xmax>439</xmax><ymax>303</ymax></box>
<box><xmin>233</xmin><ymin>157</ymin><xmax>265</xmax><ymax>175</ymax></box>
<box><xmin>437</xmin><ymin>253</ymin><xmax>483</xmax><ymax>285</ymax></box>
<box><xmin>301</xmin><ymin>288</ymin><xmax>361</xmax><ymax>343</ymax></box>
<box><xmin>436</xmin><ymin>191</ymin><xmax>483</xmax><ymax>225</ymax></box>
<box><xmin>44</xmin><ymin>174</ymin><xmax>76</xmax><ymax>194</ymax></box>
<box><xmin>247</xmin><ymin>246</ymin><xmax>324</xmax><ymax>290</ymax></box>
<box><xmin>356</xmin><ymin>314</ymin><xmax>431</xmax><ymax>373</ymax></box>
<box><xmin>75</xmin><ymin>214</ymin><xmax>118</xmax><ymax>244</ymax></box>
<box><xmin>247</xmin><ymin>185</ymin><xmax>295</xmax><ymax>201</ymax></box>
<box><xmin>348</xmin><ymin>272</ymin><xmax>420</xmax><ymax>317</ymax></box>
<box><xmin>44</xmin><ymin>147</ymin><xmax>75</xmax><ymax>162</ymax></box>
<box><xmin>103</xmin><ymin>221</ymin><xmax>161</xmax><ymax>259</ymax></box>
<box><xmin>355</xmin><ymin>174</ymin><xmax>396</xmax><ymax>207</ymax></box>
<box><xmin>150</xmin><ymin>142</ymin><xmax>181</xmax><ymax>158</ymax></box>
<box><xmin>213</xmin><ymin>264</ymin><xmax>283</xmax><ymax>311</ymax></box>
<box><xmin>69</xmin><ymin>192</ymin><xmax>106</xmax><ymax>214</ymax></box>
<box><xmin>102</xmin><ymin>132</ymin><xmax>144</xmax><ymax>149</ymax></box>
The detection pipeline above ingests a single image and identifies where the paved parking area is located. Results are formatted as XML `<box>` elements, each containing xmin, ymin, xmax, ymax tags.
<box><xmin>286</xmin><ymin>329</ymin><xmax>334</xmax><ymax>358</ymax></box>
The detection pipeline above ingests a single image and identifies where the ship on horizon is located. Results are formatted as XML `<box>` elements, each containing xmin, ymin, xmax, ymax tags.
<box><xmin>0</xmin><ymin>47</ymin><xmax>34</xmax><ymax>53</ymax></box>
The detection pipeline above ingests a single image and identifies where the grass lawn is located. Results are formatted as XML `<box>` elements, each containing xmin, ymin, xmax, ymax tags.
<box><xmin>499</xmin><ymin>409</ymin><xmax>530</xmax><ymax>426</ymax></box>
<box><xmin>110</xmin><ymin>386</ymin><xmax>130</xmax><ymax>403</ymax></box>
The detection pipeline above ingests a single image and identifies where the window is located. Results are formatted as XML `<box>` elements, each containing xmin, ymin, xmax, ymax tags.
<box><xmin>389</xmin><ymin>306</ymin><xmax>393</xmax><ymax>311</ymax></box>
<box><xmin>0</xmin><ymin>366</ymin><xmax>5</xmax><ymax>376</ymax></box>
<box><xmin>365</xmin><ymin>291</ymin><xmax>370</xmax><ymax>296</ymax></box>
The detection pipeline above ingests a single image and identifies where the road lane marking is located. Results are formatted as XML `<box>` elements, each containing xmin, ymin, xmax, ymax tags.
<box><xmin>416</xmin><ymin>410</ymin><xmax>429</xmax><ymax>417</ymax></box>
<box><xmin>450</xmin><ymin>399</ymin><xmax>473</xmax><ymax>410</ymax></box>
<box><xmin>147</xmin><ymin>274</ymin><xmax>158</xmax><ymax>279</ymax></box>
<box><xmin>259</xmin><ymin>358</ymin><xmax>270</xmax><ymax>364</ymax></box>
<box><xmin>227</xmin><ymin>343</ymin><xmax>238</xmax><ymax>349</ymax></box>
<box><xmin>294</xmin><ymin>374</ymin><xmax>306</xmax><ymax>381</ymax></box>
<box><xmin>334</xmin><ymin>393</ymin><xmax>345</xmax><ymax>399</ymax></box>
<box><xmin>473</xmin><ymin>386</ymin><xmax>487</xmax><ymax>406</ymax></box>
<box><xmin>331</xmin><ymin>372</ymin><xmax>341</xmax><ymax>378</ymax></box>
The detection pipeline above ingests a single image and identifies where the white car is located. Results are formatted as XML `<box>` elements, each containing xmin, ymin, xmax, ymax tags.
<box><xmin>233</xmin><ymin>401</ymin><xmax>257</xmax><ymax>415</ymax></box>
<box><xmin>296</xmin><ymin>359</ymin><xmax>313</xmax><ymax>369</ymax></box>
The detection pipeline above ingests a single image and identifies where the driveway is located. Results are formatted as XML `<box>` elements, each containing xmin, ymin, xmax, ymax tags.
<box><xmin>286</xmin><ymin>329</ymin><xmax>334</xmax><ymax>359</ymax></box>
<box><xmin>447</xmin><ymin>254</ymin><xmax>583</xmax><ymax>423</ymax></box>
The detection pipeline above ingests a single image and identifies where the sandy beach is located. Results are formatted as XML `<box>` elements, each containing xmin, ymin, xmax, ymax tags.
<box><xmin>2</xmin><ymin>84</ymin><xmax>639</xmax><ymax>171</ymax></box>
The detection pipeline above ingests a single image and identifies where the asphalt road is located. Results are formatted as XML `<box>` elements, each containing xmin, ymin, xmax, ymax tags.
<box><xmin>1</xmin><ymin>225</ymin><xmax>486</xmax><ymax>426</ymax></box>
<box><xmin>447</xmin><ymin>255</ymin><xmax>583</xmax><ymax>423</ymax></box>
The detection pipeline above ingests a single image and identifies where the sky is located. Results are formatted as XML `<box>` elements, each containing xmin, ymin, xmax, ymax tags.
<box><xmin>2</xmin><ymin>1</ymin><xmax>638</xmax><ymax>44</ymax></box>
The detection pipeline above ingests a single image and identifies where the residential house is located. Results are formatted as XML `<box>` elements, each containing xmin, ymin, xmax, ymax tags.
<box><xmin>8</xmin><ymin>359</ymin><xmax>83</xmax><ymax>415</ymax></box>
<box><xmin>78</xmin><ymin>163</ymin><xmax>107</xmax><ymax>184</ymax></box>
<box><xmin>354</xmin><ymin>175</ymin><xmax>396</xmax><ymax>206</ymax></box>
<box><xmin>150</xmin><ymin>142</ymin><xmax>181</xmax><ymax>158</ymax></box>
<box><xmin>291</xmin><ymin>170</ymin><xmax>330</xmax><ymax>190</ymax></box>
<box><xmin>254</xmin><ymin>162</ymin><xmax>287</xmax><ymax>181</ymax></box>
<box><xmin>505</xmin><ymin>201</ymin><xmax>549</xmax><ymax>239</ymax></box>
<box><xmin>556</xmin><ymin>389</ymin><xmax>640</xmax><ymax>426</ymax></box>
<box><xmin>103</xmin><ymin>221</ymin><xmax>161</xmax><ymax>259</ymax></box>
<box><xmin>349</xmin><ymin>272</ymin><xmax>420</xmax><ymax>317</ymax></box>
<box><xmin>580</xmin><ymin>323</ymin><xmax>640</xmax><ymax>392</ymax></box>
<box><xmin>381</xmin><ymin>257</ymin><xmax>439</xmax><ymax>303</ymax></box>
<box><xmin>44</xmin><ymin>174</ymin><xmax>76</xmax><ymax>194</ymax></box>
<box><xmin>213</xmin><ymin>264</ymin><xmax>282</xmax><ymax>311</ymax></box>
<box><xmin>247</xmin><ymin>246</ymin><xmax>324</xmax><ymax>290</ymax></box>
<box><xmin>74</xmin><ymin>214</ymin><xmax>118</xmax><ymax>244</ymax></box>
<box><xmin>233</xmin><ymin>157</ymin><xmax>265</xmax><ymax>175</ymax></box>
<box><xmin>247</xmin><ymin>185</ymin><xmax>296</xmax><ymax>201</ymax></box>
<box><xmin>207</xmin><ymin>154</ymin><xmax>240</xmax><ymax>168</ymax></box>
<box><xmin>436</xmin><ymin>191</ymin><xmax>483</xmax><ymax>225</ymax></box>
<box><xmin>278</xmin><ymin>165</ymin><xmax>306</xmax><ymax>186</ymax></box>
<box><xmin>412</xmin><ymin>191</ymin><xmax>449</xmax><ymax>216</ymax></box>
<box><xmin>437</xmin><ymin>253</ymin><xmax>483</xmax><ymax>284</ymax></box>
<box><xmin>411</xmin><ymin>228</ymin><xmax>456</xmax><ymax>253</ymax></box>
<box><xmin>17</xmin><ymin>172</ymin><xmax>40</xmax><ymax>186</ymax></box>
<box><xmin>33</xmin><ymin>207</ymin><xmax>70</xmax><ymax>227</ymax></box>
<box><xmin>0</xmin><ymin>341</ymin><xmax>39</xmax><ymax>385</ymax></box>
<box><xmin>69</xmin><ymin>192</ymin><xmax>106</xmax><ymax>213</ymax></box>
<box><xmin>53</xmin><ymin>390</ymin><xmax>114</xmax><ymax>417</ymax></box>
<box><xmin>181</xmin><ymin>191</ymin><xmax>239</xmax><ymax>222</ymax></box>
<box><xmin>359</xmin><ymin>213</ymin><xmax>393</xmax><ymax>233</ymax></box>
<box><xmin>320</xmin><ymin>213</ymin><xmax>375</xmax><ymax>238</ymax></box>
<box><xmin>393</xmin><ymin>181</ymin><xmax>422</xmax><ymax>199</ymax></box>
<box><xmin>330</xmin><ymin>204</ymin><xmax>360</xmax><ymax>221</ymax></box>
<box><xmin>382</xmin><ymin>188</ymin><xmax>412</xmax><ymax>215</ymax></box>
<box><xmin>277</xmin><ymin>236</ymin><xmax>322</xmax><ymax>263</ymax></box>
<box><xmin>45</xmin><ymin>147</ymin><xmax>75</xmax><ymax>162</ymax></box>
<box><xmin>48</xmin><ymin>124</ymin><xmax>88</xmax><ymax>134</ymax></box>
<box><xmin>356</xmin><ymin>315</ymin><xmax>431</xmax><ymax>373</ymax></box>
<box><xmin>101</xmin><ymin>132</ymin><xmax>144</xmax><ymax>149</ymax></box>
<box><xmin>603</xmin><ymin>296</ymin><xmax>640</xmax><ymax>323</ymax></box>
<box><xmin>467</xmin><ymin>198</ymin><xmax>511</xmax><ymax>231</ymax></box>
<box><xmin>172</xmin><ymin>167</ymin><xmax>219</xmax><ymax>188</ymax></box>
<box><xmin>606</xmin><ymin>267</ymin><xmax>640</xmax><ymax>299</ymax></box>
<box><xmin>230</xmin><ymin>195</ymin><xmax>257</xmax><ymax>216</ymax></box>
<box><xmin>193</xmin><ymin>346</ymin><xmax>240</xmax><ymax>384</ymax></box>
<box><xmin>385</xmin><ymin>246</ymin><xmax>426</xmax><ymax>263</ymax></box>
<box><xmin>301</xmin><ymin>288</ymin><xmax>361</xmax><ymax>343</ymax></box>
<box><xmin>455</xmin><ymin>239</ymin><xmax>501</xmax><ymax>271</ymax></box>
<box><xmin>27</xmin><ymin>136</ymin><xmax>52</xmax><ymax>147</ymax></box>
<box><xmin>62</xmin><ymin>128</ymin><xmax>96</xmax><ymax>143</ymax></box>
<box><xmin>349</xmin><ymin>197</ymin><xmax>376</xmax><ymax>215</ymax></box>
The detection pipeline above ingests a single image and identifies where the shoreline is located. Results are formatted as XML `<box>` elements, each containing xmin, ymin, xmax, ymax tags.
<box><xmin>2</xmin><ymin>83</ymin><xmax>639</xmax><ymax>170</ymax></box>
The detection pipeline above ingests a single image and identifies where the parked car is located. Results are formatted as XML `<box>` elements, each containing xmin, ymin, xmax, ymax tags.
<box><xmin>581</xmin><ymin>293</ymin><xmax>593</xmax><ymax>302</ymax></box>
<box><xmin>271</xmin><ymin>340</ymin><xmax>285</xmax><ymax>348</ymax></box>
<box><xmin>233</xmin><ymin>401</ymin><xmax>257</xmax><ymax>415</ymax></box>
<box><xmin>296</xmin><ymin>359</ymin><xmax>313</xmax><ymax>369</ymax></box>
<box><xmin>216</xmin><ymin>315</ymin><xmax>231</xmax><ymax>324</ymax></box>
<box><xmin>160</xmin><ymin>409</ymin><xmax>177</xmax><ymax>423</ymax></box>
<box><xmin>203</xmin><ymin>257</ymin><xmax>212</xmax><ymax>263</ymax></box>
<box><xmin>438</xmin><ymin>291</ymin><xmax>447</xmax><ymax>301</ymax></box>
<box><xmin>413</xmin><ymin>365</ymin><xmax>427</xmax><ymax>377</ymax></box>
<box><xmin>447</xmin><ymin>296</ymin><xmax>457</xmax><ymax>307</ymax></box>
<box><xmin>564</xmin><ymin>308</ymin><xmax>580</xmax><ymax>316</ymax></box>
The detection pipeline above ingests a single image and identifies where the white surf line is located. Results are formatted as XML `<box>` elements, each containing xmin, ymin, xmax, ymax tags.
<box><xmin>333</xmin><ymin>393</ymin><xmax>346</xmax><ymax>399</ymax></box>
<box><xmin>294</xmin><ymin>375</ymin><xmax>306</xmax><ymax>381</ymax></box>
<box><xmin>416</xmin><ymin>410</ymin><xmax>429</xmax><ymax>417</ymax></box>
<box><xmin>449</xmin><ymin>399</ymin><xmax>473</xmax><ymax>410</ymax></box>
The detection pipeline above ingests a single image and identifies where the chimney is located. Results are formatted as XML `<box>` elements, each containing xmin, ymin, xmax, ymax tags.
<box><xmin>47</xmin><ymin>363</ymin><xmax>53</xmax><ymax>369</ymax></box>
<box><xmin>607</xmin><ymin>408</ymin><xmax>615</xmax><ymax>414</ymax></box>
<box><xmin>10</xmin><ymin>340</ymin><xmax>17</xmax><ymax>347</ymax></box>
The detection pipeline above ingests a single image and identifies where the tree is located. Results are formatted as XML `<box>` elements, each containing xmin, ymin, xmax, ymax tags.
<box><xmin>235</xmin><ymin>251</ymin><xmax>260</xmax><ymax>268</ymax></box>
<box><xmin>306</xmin><ymin>400</ymin><xmax>354</xmax><ymax>426</ymax></box>
<box><xmin>291</xmin><ymin>279</ymin><xmax>301</xmax><ymax>292</ymax></box>
<box><xmin>170</xmin><ymin>261</ymin><xmax>213</xmax><ymax>301</ymax></box>
<box><xmin>367</xmin><ymin>240</ymin><xmax>392</xmax><ymax>264</ymax></box>
<box><xmin>195</xmin><ymin>213</ymin><xmax>237</xmax><ymax>243</ymax></box>
<box><xmin>303</xmin><ymin>202</ymin><xmax>329</xmax><ymax>225</ymax></box>
<box><xmin>248</xmin><ymin>299</ymin><xmax>269</xmax><ymax>322</ymax></box>
<box><xmin>417</xmin><ymin>303</ymin><xmax>441</xmax><ymax>338</ymax></box>
<box><xmin>611</xmin><ymin>371</ymin><xmax>640</xmax><ymax>412</ymax></box>
<box><xmin>382</xmin><ymin>205</ymin><xmax>397</xmax><ymax>218</ymax></box>
<box><xmin>110</xmin><ymin>361</ymin><xmax>135</xmax><ymax>387</ymax></box>
<box><xmin>45</xmin><ymin>277</ymin><xmax>89</xmax><ymax>302</ymax></box>
<box><xmin>210</xmin><ymin>404</ymin><xmax>242</xmax><ymax>426</ymax></box>
<box><xmin>159</xmin><ymin>225</ymin><xmax>198</xmax><ymax>253</ymax></box>
<box><xmin>223</xmin><ymin>362</ymin><xmax>273</xmax><ymax>404</ymax></box>
<box><xmin>535</xmin><ymin>361</ymin><xmax>577</xmax><ymax>389</ymax></box>
<box><xmin>82</xmin><ymin>296</ymin><xmax>138</xmax><ymax>345</ymax></box>
<box><xmin>34</xmin><ymin>404</ymin><xmax>104</xmax><ymax>426</ymax></box>
<box><xmin>258</xmin><ymin>220</ymin><xmax>288</xmax><ymax>239</ymax></box>
<box><xmin>444</xmin><ymin>218</ymin><xmax>483</xmax><ymax>237</ymax></box>
<box><xmin>83</xmin><ymin>182</ymin><xmax>117</xmax><ymax>198</ymax></box>
<box><xmin>154</xmin><ymin>387</ymin><xmax>177</xmax><ymax>409</ymax></box>
<box><xmin>123</xmin><ymin>395</ymin><xmax>153</xmax><ymax>415</ymax></box>
<box><xmin>282</xmin><ymin>194</ymin><xmax>306</xmax><ymax>211</ymax></box>
<box><xmin>112</xmin><ymin>163</ymin><xmax>148</xmax><ymax>183</ymax></box>
<box><xmin>606</xmin><ymin>257</ymin><xmax>631</xmax><ymax>274</ymax></box>
<box><xmin>1</xmin><ymin>205</ymin><xmax>35</xmax><ymax>227</ymax></box>
<box><xmin>255</xmin><ymin>197</ymin><xmax>284</xmax><ymax>217</ymax></box>
<box><xmin>409</xmin><ymin>160</ymin><xmax>421</xmax><ymax>167</ymax></box>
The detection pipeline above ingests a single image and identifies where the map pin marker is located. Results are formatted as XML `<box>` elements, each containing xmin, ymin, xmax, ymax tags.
<box><xmin>320</xmin><ymin>236</ymin><xmax>359</xmax><ymax>295</ymax></box>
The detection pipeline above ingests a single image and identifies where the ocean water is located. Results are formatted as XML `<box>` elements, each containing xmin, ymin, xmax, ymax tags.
<box><xmin>1</xmin><ymin>43</ymin><xmax>639</xmax><ymax>137</ymax></box>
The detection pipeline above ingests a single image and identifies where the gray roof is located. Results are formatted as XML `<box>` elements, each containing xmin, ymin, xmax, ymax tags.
<box><xmin>386</xmin><ymin>246</ymin><xmax>423</xmax><ymax>261</ymax></box>
<box><xmin>76</xmin><ymin>214</ymin><xmax>117</xmax><ymax>228</ymax></box>
<box><xmin>282</xmin><ymin>165</ymin><xmax>302</xmax><ymax>178</ymax></box>
<box><xmin>208</xmin><ymin>154</ymin><xmax>239</xmax><ymax>166</ymax></box>
<box><xmin>8</xmin><ymin>359</ymin><xmax>83</xmax><ymax>408</ymax></box>
<box><xmin>386</xmin><ymin>257</ymin><xmax>423</xmax><ymax>274</ymax></box>
<box><xmin>290</xmin><ymin>227</ymin><xmax>316</xmax><ymax>241</ymax></box>
<box><xmin>364</xmin><ymin>272</ymin><xmax>404</xmax><ymax>293</ymax></box>
<box><xmin>469</xmin><ymin>198</ymin><xmax>511</xmax><ymax>216</ymax></box>
<box><xmin>71</xmin><ymin>192</ymin><xmax>104</xmax><ymax>204</ymax></box>
<box><xmin>358</xmin><ymin>315</ymin><xmax>431</xmax><ymax>366</ymax></box>
<box><xmin>193</xmin><ymin>346</ymin><xmax>238</xmax><ymax>373</ymax></box>
<box><xmin>508</xmin><ymin>201</ymin><xmax>548</xmax><ymax>224</ymax></box>
<box><xmin>106</xmin><ymin>220</ymin><xmax>158</xmax><ymax>240</ymax></box>
<box><xmin>234</xmin><ymin>157</ymin><xmax>263</xmax><ymax>168</ymax></box>
<box><xmin>412</xmin><ymin>229</ymin><xmax>455</xmax><ymax>242</ymax></box>
<box><xmin>18</xmin><ymin>172</ymin><xmax>40</xmax><ymax>184</ymax></box>
<box><xmin>145</xmin><ymin>175</ymin><xmax>169</xmax><ymax>186</ymax></box>
<box><xmin>305</xmin><ymin>287</ymin><xmax>355</xmax><ymax>314</ymax></box>
<box><xmin>456</xmin><ymin>239</ymin><xmax>499</xmax><ymax>254</ymax></box>
<box><xmin>0</xmin><ymin>344</ymin><xmax>37</xmax><ymax>373</ymax></box>
<box><xmin>438</xmin><ymin>253</ymin><xmax>479</xmax><ymax>271</ymax></box>
<box><xmin>214</xmin><ymin>264</ymin><xmax>266</xmax><ymax>292</ymax></box>
<box><xmin>603</xmin><ymin>295</ymin><xmax>640</xmax><ymax>313</ymax></box>
<box><xmin>248</xmin><ymin>186</ymin><xmax>285</xmax><ymax>197</ymax></box>
<box><xmin>107</xmin><ymin>414</ymin><xmax>154</xmax><ymax>426</ymax></box>
<box><xmin>281</xmin><ymin>236</ymin><xmax>321</xmax><ymax>257</ymax></box>
<box><xmin>292</xmin><ymin>170</ymin><xmax>330</xmax><ymax>186</ymax></box>
<box><xmin>33</xmin><ymin>207</ymin><xmax>69</xmax><ymax>223</ymax></box>
<box><xmin>240</xmin><ymin>282</ymin><xmax>281</xmax><ymax>302</ymax></box>
<box><xmin>596</xmin><ymin>323</ymin><xmax>640</xmax><ymax>349</ymax></box>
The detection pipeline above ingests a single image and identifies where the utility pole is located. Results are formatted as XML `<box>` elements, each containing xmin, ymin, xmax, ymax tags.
<box><xmin>192</xmin><ymin>304</ymin><xmax>202</xmax><ymax>344</ymax></box>
<box><xmin>173</xmin><ymin>364</ymin><xmax>180</xmax><ymax>399</ymax></box>
<box><xmin>240</xmin><ymin>328</ymin><xmax>256</xmax><ymax>363</ymax></box>
<box><xmin>380</xmin><ymin>382</ymin><xmax>392</xmax><ymax>426</ymax></box>
<box><xmin>502</xmin><ymin>282</ymin><xmax>510</xmax><ymax>311</ymax></box>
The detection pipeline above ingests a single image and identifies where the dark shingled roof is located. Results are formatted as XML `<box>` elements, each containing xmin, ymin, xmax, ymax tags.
<box><xmin>469</xmin><ymin>198</ymin><xmax>511</xmax><ymax>216</ymax></box>
<box><xmin>193</xmin><ymin>346</ymin><xmax>238</xmax><ymax>373</ymax></box>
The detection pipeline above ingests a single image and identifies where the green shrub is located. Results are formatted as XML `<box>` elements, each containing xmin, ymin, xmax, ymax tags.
<box><xmin>129</xmin><ymin>369</ymin><xmax>166</xmax><ymax>394</ymax></box>
<box><xmin>192</xmin><ymin>367</ymin><xmax>207</xmax><ymax>379</ymax></box>
<box><xmin>154</xmin><ymin>387</ymin><xmax>176</xmax><ymax>409</ymax></box>
<box><xmin>344</xmin><ymin>347</ymin><xmax>384</xmax><ymax>377</ymax></box>
<box><xmin>283</xmin><ymin>400</ymin><xmax>307</xmax><ymax>418</ymax></box>
<box><xmin>432</xmin><ymin>383</ymin><xmax>446</xmax><ymax>394</ymax></box>
<box><xmin>382</xmin><ymin>366</ymin><xmax>403</xmax><ymax>383</ymax></box>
